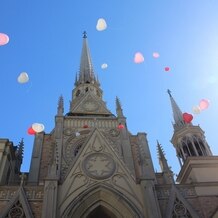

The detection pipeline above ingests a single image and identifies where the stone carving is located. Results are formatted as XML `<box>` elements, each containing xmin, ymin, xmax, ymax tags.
<box><xmin>172</xmin><ymin>198</ymin><xmax>192</xmax><ymax>218</ymax></box>
<box><xmin>83</xmin><ymin>153</ymin><xmax>116</xmax><ymax>180</ymax></box>
<box><xmin>63</xmin><ymin>128</ymin><xmax>74</xmax><ymax>136</ymax></box>
<box><xmin>0</xmin><ymin>188</ymin><xmax>44</xmax><ymax>200</ymax></box>
<box><xmin>64</xmin><ymin>136</ymin><xmax>87</xmax><ymax>164</ymax></box>
<box><xmin>109</xmin><ymin>128</ymin><xmax>120</xmax><ymax>137</ymax></box>
<box><xmin>8</xmin><ymin>201</ymin><xmax>24</xmax><ymax>218</ymax></box>
<box><xmin>83</xmin><ymin>100</ymin><xmax>99</xmax><ymax>112</ymax></box>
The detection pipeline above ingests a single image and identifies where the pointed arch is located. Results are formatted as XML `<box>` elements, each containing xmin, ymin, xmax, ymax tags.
<box><xmin>61</xmin><ymin>184</ymin><xmax>144</xmax><ymax>218</ymax></box>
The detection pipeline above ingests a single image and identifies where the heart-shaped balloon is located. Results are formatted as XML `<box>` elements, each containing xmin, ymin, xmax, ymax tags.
<box><xmin>101</xmin><ymin>63</ymin><xmax>108</xmax><ymax>69</ymax></box>
<box><xmin>17</xmin><ymin>72</ymin><xmax>29</xmax><ymax>84</ymax></box>
<box><xmin>0</xmin><ymin>33</ymin><xmax>9</xmax><ymax>46</ymax></box>
<box><xmin>32</xmin><ymin>123</ymin><xmax>45</xmax><ymax>133</ymax></box>
<box><xmin>192</xmin><ymin>105</ymin><xmax>201</xmax><ymax>114</ymax></box>
<box><xmin>134</xmin><ymin>52</ymin><xmax>144</xmax><ymax>64</ymax></box>
<box><xmin>183</xmin><ymin>113</ymin><xmax>193</xmax><ymax>123</ymax></box>
<box><xmin>28</xmin><ymin>127</ymin><xmax>36</xmax><ymax>135</ymax></box>
<box><xmin>118</xmin><ymin>124</ymin><xmax>125</xmax><ymax>129</ymax></box>
<box><xmin>153</xmin><ymin>52</ymin><xmax>160</xmax><ymax>58</ymax></box>
<box><xmin>164</xmin><ymin>66</ymin><xmax>170</xmax><ymax>72</ymax></box>
<box><xmin>199</xmin><ymin>99</ymin><xmax>209</xmax><ymax>110</ymax></box>
<box><xmin>96</xmin><ymin>18</ymin><xmax>107</xmax><ymax>31</ymax></box>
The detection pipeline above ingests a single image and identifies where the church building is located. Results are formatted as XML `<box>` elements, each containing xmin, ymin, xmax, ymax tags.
<box><xmin>0</xmin><ymin>32</ymin><xmax>218</xmax><ymax>218</ymax></box>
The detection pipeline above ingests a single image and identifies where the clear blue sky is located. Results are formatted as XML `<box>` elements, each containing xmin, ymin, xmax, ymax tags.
<box><xmin>1</xmin><ymin>0</ymin><xmax>218</xmax><ymax>175</ymax></box>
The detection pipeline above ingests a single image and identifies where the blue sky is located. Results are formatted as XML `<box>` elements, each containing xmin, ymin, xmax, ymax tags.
<box><xmin>1</xmin><ymin>0</ymin><xmax>218</xmax><ymax>175</ymax></box>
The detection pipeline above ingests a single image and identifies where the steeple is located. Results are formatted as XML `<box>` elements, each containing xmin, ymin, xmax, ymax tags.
<box><xmin>157</xmin><ymin>141</ymin><xmax>174</xmax><ymax>184</ymax></box>
<box><xmin>77</xmin><ymin>31</ymin><xmax>97</xmax><ymax>85</ymax></box>
<box><xmin>116</xmin><ymin>96</ymin><xmax>124</xmax><ymax>117</ymax></box>
<box><xmin>167</xmin><ymin>89</ymin><xmax>186</xmax><ymax>129</ymax></box>
<box><xmin>169</xmin><ymin>90</ymin><xmax>213</xmax><ymax>166</ymax></box>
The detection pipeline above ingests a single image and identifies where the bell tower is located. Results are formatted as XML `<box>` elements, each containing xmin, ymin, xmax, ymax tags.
<box><xmin>168</xmin><ymin>90</ymin><xmax>218</xmax><ymax>185</ymax></box>
<box><xmin>168</xmin><ymin>89</ymin><xmax>212</xmax><ymax>166</ymax></box>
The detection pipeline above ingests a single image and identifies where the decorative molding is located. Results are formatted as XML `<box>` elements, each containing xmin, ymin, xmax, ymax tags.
<box><xmin>156</xmin><ymin>186</ymin><xmax>197</xmax><ymax>199</ymax></box>
<box><xmin>0</xmin><ymin>187</ymin><xmax>44</xmax><ymax>200</ymax></box>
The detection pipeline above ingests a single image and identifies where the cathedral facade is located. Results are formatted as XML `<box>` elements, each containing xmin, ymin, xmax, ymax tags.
<box><xmin>0</xmin><ymin>33</ymin><xmax>218</xmax><ymax>218</ymax></box>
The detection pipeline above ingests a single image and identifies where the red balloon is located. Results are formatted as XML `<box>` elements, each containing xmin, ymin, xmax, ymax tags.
<box><xmin>83</xmin><ymin>124</ymin><xmax>89</xmax><ymax>128</ymax></box>
<box><xmin>164</xmin><ymin>67</ymin><xmax>170</xmax><ymax>72</ymax></box>
<box><xmin>182</xmin><ymin>113</ymin><xmax>193</xmax><ymax>123</ymax></box>
<box><xmin>28</xmin><ymin>127</ymin><xmax>36</xmax><ymax>135</ymax></box>
<box><xmin>118</xmin><ymin>124</ymin><xmax>124</xmax><ymax>129</ymax></box>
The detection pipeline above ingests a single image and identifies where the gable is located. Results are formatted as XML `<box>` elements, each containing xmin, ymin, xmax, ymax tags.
<box><xmin>165</xmin><ymin>186</ymin><xmax>200</xmax><ymax>218</ymax></box>
<box><xmin>58</xmin><ymin>128</ymin><xmax>144</xmax><ymax>216</ymax></box>
<box><xmin>70</xmin><ymin>92</ymin><xmax>113</xmax><ymax>115</ymax></box>
<box><xmin>0</xmin><ymin>186</ymin><xmax>34</xmax><ymax>218</ymax></box>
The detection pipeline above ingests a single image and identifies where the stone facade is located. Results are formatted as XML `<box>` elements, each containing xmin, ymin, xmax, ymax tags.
<box><xmin>0</xmin><ymin>33</ymin><xmax>218</xmax><ymax>218</ymax></box>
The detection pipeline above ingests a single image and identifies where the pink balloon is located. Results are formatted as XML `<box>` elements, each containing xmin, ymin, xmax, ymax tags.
<box><xmin>134</xmin><ymin>52</ymin><xmax>144</xmax><ymax>64</ymax></box>
<box><xmin>0</xmin><ymin>33</ymin><xmax>9</xmax><ymax>46</ymax></box>
<box><xmin>199</xmin><ymin>99</ymin><xmax>209</xmax><ymax>110</ymax></box>
<box><xmin>164</xmin><ymin>67</ymin><xmax>170</xmax><ymax>72</ymax></box>
<box><xmin>153</xmin><ymin>52</ymin><xmax>160</xmax><ymax>58</ymax></box>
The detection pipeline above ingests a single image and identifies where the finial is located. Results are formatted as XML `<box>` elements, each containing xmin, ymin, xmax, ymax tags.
<box><xmin>83</xmin><ymin>31</ymin><xmax>87</xmax><ymax>38</ymax></box>
<box><xmin>20</xmin><ymin>173</ymin><xmax>27</xmax><ymax>186</ymax></box>
<box><xmin>167</xmin><ymin>89</ymin><xmax>172</xmax><ymax>97</ymax></box>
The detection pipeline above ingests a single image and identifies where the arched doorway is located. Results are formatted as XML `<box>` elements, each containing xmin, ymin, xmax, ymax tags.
<box><xmin>87</xmin><ymin>205</ymin><xmax>117</xmax><ymax>218</ymax></box>
<box><xmin>61</xmin><ymin>185</ymin><xmax>143</xmax><ymax>218</ymax></box>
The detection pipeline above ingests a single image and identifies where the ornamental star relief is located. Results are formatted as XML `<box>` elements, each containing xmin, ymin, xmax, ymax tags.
<box><xmin>83</xmin><ymin>153</ymin><xmax>116</xmax><ymax>180</ymax></box>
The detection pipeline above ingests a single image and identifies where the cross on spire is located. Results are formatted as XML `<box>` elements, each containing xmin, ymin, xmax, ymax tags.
<box><xmin>83</xmin><ymin>31</ymin><xmax>87</xmax><ymax>38</ymax></box>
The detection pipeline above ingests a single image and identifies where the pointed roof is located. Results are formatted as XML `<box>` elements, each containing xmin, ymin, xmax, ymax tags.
<box><xmin>157</xmin><ymin>141</ymin><xmax>174</xmax><ymax>183</ymax></box>
<box><xmin>78</xmin><ymin>31</ymin><xmax>96</xmax><ymax>85</ymax></box>
<box><xmin>167</xmin><ymin>89</ymin><xmax>185</xmax><ymax>128</ymax></box>
<box><xmin>116</xmin><ymin>96</ymin><xmax>124</xmax><ymax>117</ymax></box>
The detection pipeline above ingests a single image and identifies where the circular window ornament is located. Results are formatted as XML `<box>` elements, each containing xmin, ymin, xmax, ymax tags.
<box><xmin>83</xmin><ymin>153</ymin><xmax>116</xmax><ymax>180</ymax></box>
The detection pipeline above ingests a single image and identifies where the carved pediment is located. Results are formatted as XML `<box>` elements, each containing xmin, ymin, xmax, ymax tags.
<box><xmin>70</xmin><ymin>93</ymin><xmax>113</xmax><ymax>115</ymax></box>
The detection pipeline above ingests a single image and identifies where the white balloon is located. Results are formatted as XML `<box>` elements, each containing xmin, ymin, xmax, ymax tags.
<box><xmin>18</xmin><ymin>72</ymin><xmax>29</xmax><ymax>84</ymax></box>
<box><xmin>101</xmin><ymin>63</ymin><xmax>108</xmax><ymax>69</ymax></box>
<box><xmin>75</xmin><ymin>132</ymin><xmax>80</xmax><ymax>137</ymax></box>
<box><xmin>96</xmin><ymin>18</ymin><xmax>107</xmax><ymax>31</ymax></box>
<box><xmin>32</xmin><ymin>123</ymin><xmax>45</xmax><ymax>133</ymax></box>
<box><xmin>192</xmin><ymin>106</ymin><xmax>201</xmax><ymax>114</ymax></box>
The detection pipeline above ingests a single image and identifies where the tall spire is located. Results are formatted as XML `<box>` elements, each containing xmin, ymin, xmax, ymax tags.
<box><xmin>157</xmin><ymin>141</ymin><xmax>174</xmax><ymax>184</ymax></box>
<box><xmin>116</xmin><ymin>96</ymin><xmax>124</xmax><ymax>117</ymax></box>
<box><xmin>78</xmin><ymin>31</ymin><xmax>96</xmax><ymax>85</ymax></box>
<box><xmin>167</xmin><ymin>89</ymin><xmax>186</xmax><ymax>129</ymax></box>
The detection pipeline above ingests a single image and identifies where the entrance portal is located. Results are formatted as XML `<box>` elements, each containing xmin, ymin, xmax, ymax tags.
<box><xmin>87</xmin><ymin>205</ymin><xmax>117</xmax><ymax>218</ymax></box>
